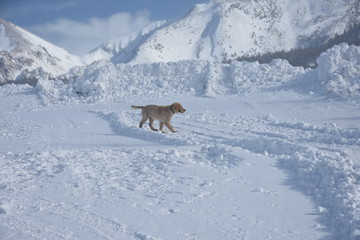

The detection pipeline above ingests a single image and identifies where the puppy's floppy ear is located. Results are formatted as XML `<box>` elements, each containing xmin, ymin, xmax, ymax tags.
<box><xmin>173</xmin><ymin>103</ymin><xmax>180</xmax><ymax>112</ymax></box>
<box><xmin>172</xmin><ymin>102</ymin><xmax>181</xmax><ymax>112</ymax></box>
<box><xmin>172</xmin><ymin>102</ymin><xmax>186</xmax><ymax>113</ymax></box>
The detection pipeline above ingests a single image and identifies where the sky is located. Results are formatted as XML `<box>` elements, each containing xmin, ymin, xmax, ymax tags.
<box><xmin>0</xmin><ymin>0</ymin><xmax>206</xmax><ymax>55</ymax></box>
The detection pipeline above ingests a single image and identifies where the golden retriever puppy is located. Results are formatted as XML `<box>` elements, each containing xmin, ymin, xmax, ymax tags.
<box><xmin>131</xmin><ymin>102</ymin><xmax>186</xmax><ymax>133</ymax></box>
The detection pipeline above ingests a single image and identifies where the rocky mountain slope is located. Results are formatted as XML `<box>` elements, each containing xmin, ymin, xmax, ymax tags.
<box><xmin>0</xmin><ymin>18</ymin><xmax>82</xmax><ymax>85</ymax></box>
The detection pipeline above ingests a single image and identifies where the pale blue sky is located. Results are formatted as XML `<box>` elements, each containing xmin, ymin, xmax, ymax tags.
<box><xmin>0</xmin><ymin>0</ymin><xmax>206</xmax><ymax>54</ymax></box>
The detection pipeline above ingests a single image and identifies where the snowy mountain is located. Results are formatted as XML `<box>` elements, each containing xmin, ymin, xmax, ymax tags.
<box><xmin>0</xmin><ymin>0</ymin><xmax>359</xmax><ymax>85</ymax></box>
<box><xmin>0</xmin><ymin>18</ymin><xmax>83</xmax><ymax>85</ymax></box>
<box><xmin>107</xmin><ymin>0</ymin><xmax>359</xmax><ymax>64</ymax></box>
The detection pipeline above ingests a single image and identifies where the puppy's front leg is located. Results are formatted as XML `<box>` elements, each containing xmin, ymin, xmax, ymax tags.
<box><xmin>159</xmin><ymin>122</ymin><xmax>165</xmax><ymax>133</ymax></box>
<box><xmin>165</xmin><ymin>121</ymin><xmax>177</xmax><ymax>133</ymax></box>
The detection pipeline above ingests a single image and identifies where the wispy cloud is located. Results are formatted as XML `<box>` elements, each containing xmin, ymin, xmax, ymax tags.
<box><xmin>32</xmin><ymin>11</ymin><xmax>152</xmax><ymax>55</ymax></box>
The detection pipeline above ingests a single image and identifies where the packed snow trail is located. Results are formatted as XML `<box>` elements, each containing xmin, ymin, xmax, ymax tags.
<box><xmin>1</xmin><ymin>85</ymin><xmax>360</xmax><ymax>239</ymax></box>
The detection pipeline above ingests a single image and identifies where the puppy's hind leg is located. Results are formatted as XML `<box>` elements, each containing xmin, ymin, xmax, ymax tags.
<box><xmin>149</xmin><ymin>118</ymin><xmax>158</xmax><ymax>131</ymax></box>
<box><xmin>139</xmin><ymin>114</ymin><xmax>148</xmax><ymax>128</ymax></box>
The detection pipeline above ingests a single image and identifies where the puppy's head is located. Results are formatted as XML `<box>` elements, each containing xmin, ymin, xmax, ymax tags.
<box><xmin>172</xmin><ymin>102</ymin><xmax>186</xmax><ymax>113</ymax></box>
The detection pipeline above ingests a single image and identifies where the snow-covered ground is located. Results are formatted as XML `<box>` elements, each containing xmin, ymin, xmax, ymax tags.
<box><xmin>0</xmin><ymin>44</ymin><xmax>359</xmax><ymax>240</ymax></box>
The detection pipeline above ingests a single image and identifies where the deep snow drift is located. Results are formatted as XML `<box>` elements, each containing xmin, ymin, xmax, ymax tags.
<box><xmin>0</xmin><ymin>43</ymin><xmax>359</xmax><ymax>240</ymax></box>
<box><xmin>37</xmin><ymin>43</ymin><xmax>360</xmax><ymax>103</ymax></box>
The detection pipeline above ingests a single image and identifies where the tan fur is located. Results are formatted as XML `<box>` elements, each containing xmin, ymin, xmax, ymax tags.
<box><xmin>131</xmin><ymin>102</ymin><xmax>186</xmax><ymax>133</ymax></box>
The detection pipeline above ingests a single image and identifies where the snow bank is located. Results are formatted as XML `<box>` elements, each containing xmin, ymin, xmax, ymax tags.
<box><xmin>182</xmin><ymin>109</ymin><xmax>360</xmax><ymax>239</ymax></box>
<box><xmin>229</xmin><ymin>59</ymin><xmax>304</xmax><ymax>93</ymax></box>
<box><xmin>35</xmin><ymin>43</ymin><xmax>360</xmax><ymax>104</ymax></box>
<box><xmin>264</xmin><ymin>116</ymin><xmax>360</xmax><ymax>239</ymax></box>
<box><xmin>302</xmin><ymin>43</ymin><xmax>360</xmax><ymax>99</ymax></box>
<box><xmin>316</xmin><ymin>43</ymin><xmax>360</xmax><ymax>99</ymax></box>
<box><xmin>223</xmin><ymin>115</ymin><xmax>360</xmax><ymax>240</ymax></box>
<box><xmin>281</xmin><ymin>149</ymin><xmax>360</xmax><ymax>240</ymax></box>
<box><xmin>36</xmin><ymin>59</ymin><xmax>304</xmax><ymax>104</ymax></box>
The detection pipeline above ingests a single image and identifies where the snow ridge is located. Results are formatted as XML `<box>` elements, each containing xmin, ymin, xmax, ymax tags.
<box><xmin>36</xmin><ymin>44</ymin><xmax>360</xmax><ymax>104</ymax></box>
<box><xmin>36</xmin><ymin>59</ymin><xmax>305</xmax><ymax>104</ymax></box>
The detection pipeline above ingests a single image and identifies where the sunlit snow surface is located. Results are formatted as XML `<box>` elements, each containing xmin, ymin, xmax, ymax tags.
<box><xmin>0</xmin><ymin>43</ymin><xmax>359</xmax><ymax>240</ymax></box>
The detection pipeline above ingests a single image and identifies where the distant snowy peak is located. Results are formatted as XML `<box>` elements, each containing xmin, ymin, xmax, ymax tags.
<box><xmin>123</xmin><ymin>0</ymin><xmax>359</xmax><ymax>64</ymax></box>
<box><xmin>0</xmin><ymin>18</ymin><xmax>82</xmax><ymax>85</ymax></box>
<box><xmin>84</xmin><ymin>20</ymin><xmax>166</xmax><ymax>64</ymax></box>
<box><xmin>83</xmin><ymin>36</ymin><xmax>133</xmax><ymax>64</ymax></box>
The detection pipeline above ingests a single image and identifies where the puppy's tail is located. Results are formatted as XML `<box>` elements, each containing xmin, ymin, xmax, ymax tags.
<box><xmin>131</xmin><ymin>105</ymin><xmax>144</xmax><ymax>110</ymax></box>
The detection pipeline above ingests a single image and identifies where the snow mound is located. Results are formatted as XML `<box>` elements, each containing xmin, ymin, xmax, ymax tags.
<box><xmin>36</xmin><ymin>44</ymin><xmax>360</xmax><ymax>105</ymax></box>
<box><xmin>306</xmin><ymin>44</ymin><xmax>360</xmax><ymax>99</ymax></box>
<box><xmin>36</xmin><ymin>59</ymin><xmax>304</xmax><ymax>104</ymax></box>
<box><xmin>317</xmin><ymin>43</ymin><xmax>360</xmax><ymax>99</ymax></box>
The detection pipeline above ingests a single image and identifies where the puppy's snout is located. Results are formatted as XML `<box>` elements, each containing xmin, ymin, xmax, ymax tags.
<box><xmin>182</xmin><ymin>108</ymin><xmax>186</xmax><ymax>113</ymax></box>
